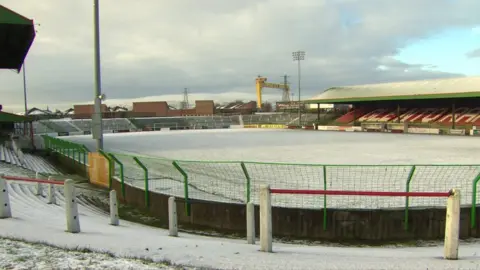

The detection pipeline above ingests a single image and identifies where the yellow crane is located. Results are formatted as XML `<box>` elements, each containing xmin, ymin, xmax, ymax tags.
<box><xmin>255</xmin><ymin>75</ymin><xmax>290</xmax><ymax>110</ymax></box>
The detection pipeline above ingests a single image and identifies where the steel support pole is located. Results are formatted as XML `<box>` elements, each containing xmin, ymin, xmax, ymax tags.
<box><xmin>93</xmin><ymin>0</ymin><xmax>104</xmax><ymax>151</ymax></box>
<box><xmin>297</xmin><ymin>60</ymin><xmax>301</xmax><ymax>126</ymax></box>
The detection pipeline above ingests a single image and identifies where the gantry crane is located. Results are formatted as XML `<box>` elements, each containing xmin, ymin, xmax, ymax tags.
<box><xmin>255</xmin><ymin>75</ymin><xmax>290</xmax><ymax>110</ymax></box>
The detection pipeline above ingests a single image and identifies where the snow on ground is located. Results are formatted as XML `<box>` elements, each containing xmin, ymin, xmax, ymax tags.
<box><xmin>0</xmin><ymin>238</ymin><xmax>183</xmax><ymax>270</ymax></box>
<box><xmin>66</xmin><ymin>128</ymin><xmax>480</xmax><ymax>164</ymax></box>
<box><xmin>1</xmin><ymin>169</ymin><xmax>480</xmax><ymax>269</ymax></box>
<box><xmin>13</xmin><ymin>129</ymin><xmax>480</xmax><ymax>269</ymax></box>
<box><xmin>65</xmin><ymin>129</ymin><xmax>480</xmax><ymax>210</ymax></box>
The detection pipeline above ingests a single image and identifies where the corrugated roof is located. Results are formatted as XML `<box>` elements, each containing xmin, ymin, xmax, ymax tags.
<box><xmin>0</xmin><ymin>111</ymin><xmax>31</xmax><ymax>122</ymax></box>
<box><xmin>305</xmin><ymin>76</ymin><xmax>480</xmax><ymax>104</ymax></box>
<box><xmin>0</xmin><ymin>5</ymin><xmax>35</xmax><ymax>71</ymax></box>
<box><xmin>0</xmin><ymin>5</ymin><xmax>32</xmax><ymax>25</ymax></box>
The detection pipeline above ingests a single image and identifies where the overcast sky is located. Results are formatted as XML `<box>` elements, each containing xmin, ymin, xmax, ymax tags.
<box><xmin>1</xmin><ymin>0</ymin><xmax>480</xmax><ymax>112</ymax></box>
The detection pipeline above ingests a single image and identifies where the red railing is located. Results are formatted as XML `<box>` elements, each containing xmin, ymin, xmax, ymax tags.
<box><xmin>269</xmin><ymin>188</ymin><xmax>451</xmax><ymax>197</ymax></box>
<box><xmin>260</xmin><ymin>186</ymin><xmax>460</xmax><ymax>258</ymax></box>
<box><xmin>2</xmin><ymin>175</ymin><xmax>65</xmax><ymax>185</ymax></box>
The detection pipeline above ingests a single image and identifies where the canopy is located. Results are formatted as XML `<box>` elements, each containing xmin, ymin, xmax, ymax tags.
<box><xmin>0</xmin><ymin>5</ymin><xmax>36</xmax><ymax>72</ymax></box>
<box><xmin>0</xmin><ymin>111</ymin><xmax>31</xmax><ymax>122</ymax></box>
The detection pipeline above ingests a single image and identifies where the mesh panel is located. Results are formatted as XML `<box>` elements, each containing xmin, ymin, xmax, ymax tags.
<box><xmin>107</xmin><ymin>152</ymin><xmax>480</xmax><ymax>210</ymax></box>
<box><xmin>175</xmin><ymin>161</ymin><xmax>247</xmax><ymax>203</ymax></box>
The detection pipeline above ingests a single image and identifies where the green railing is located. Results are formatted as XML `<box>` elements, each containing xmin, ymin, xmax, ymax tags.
<box><xmin>41</xmin><ymin>135</ymin><xmax>89</xmax><ymax>170</ymax></box>
<box><xmin>42</xmin><ymin>136</ymin><xmax>480</xmax><ymax>231</ymax></box>
<box><xmin>133</xmin><ymin>157</ymin><xmax>150</xmax><ymax>208</ymax></box>
<box><xmin>98</xmin><ymin>150</ymin><xmax>113</xmax><ymax>188</ymax></box>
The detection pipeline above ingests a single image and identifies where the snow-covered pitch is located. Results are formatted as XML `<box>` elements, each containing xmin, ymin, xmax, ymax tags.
<box><xmin>66</xmin><ymin>129</ymin><xmax>480</xmax><ymax>210</ymax></box>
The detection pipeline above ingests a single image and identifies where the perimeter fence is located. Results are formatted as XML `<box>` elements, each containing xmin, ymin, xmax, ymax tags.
<box><xmin>42</xmin><ymin>135</ymin><xmax>480</xmax><ymax>230</ymax></box>
<box><xmin>41</xmin><ymin>135</ymin><xmax>89</xmax><ymax>168</ymax></box>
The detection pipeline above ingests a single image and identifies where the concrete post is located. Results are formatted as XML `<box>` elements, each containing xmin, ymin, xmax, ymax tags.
<box><xmin>444</xmin><ymin>189</ymin><xmax>461</xmax><ymax>260</ymax></box>
<box><xmin>47</xmin><ymin>178</ymin><xmax>56</xmax><ymax>205</ymax></box>
<box><xmin>64</xmin><ymin>179</ymin><xmax>80</xmax><ymax>233</ymax></box>
<box><xmin>168</xmin><ymin>196</ymin><xmax>178</xmax><ymax>237</ymax></box>
<box><xmin>259</xmin><ymin>185</ymin><xmax>272</xmax><ymax>252</ymax></box>
<box><xmin>109</xmin><ymin>190</ymin><xmax>119</xmax><ymax>226</ymax></box>
<box><xmin>246</xmin><ymin>202</ymin><xmax>255</xmax><ymax>244</ymax></box>
<box><xmin>35</xmin><ymin>172</ymin><xmax>43</xmax><ymax>196</ymax></box>
<box><xmin>0</xmin><ymin>175</ymin><xmax>12</xmax><ymax>218</ymax></box>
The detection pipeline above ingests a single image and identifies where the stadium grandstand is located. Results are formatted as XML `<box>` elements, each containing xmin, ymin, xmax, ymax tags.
<box><xmin>304</xmin><ymin>76</ymin><xmax>480</xmax><ymax>134</ymax></box>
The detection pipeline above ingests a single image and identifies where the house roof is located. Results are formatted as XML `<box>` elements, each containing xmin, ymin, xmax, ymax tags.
<box><xmin>26</xmin><ymin>107</ymin><xmax>53</xmax><ymax>115</ymax></box>
<box><xmin>304</xmin><ymin>76</ymin><xmax>480</xmax><ymax>104</ymax></box>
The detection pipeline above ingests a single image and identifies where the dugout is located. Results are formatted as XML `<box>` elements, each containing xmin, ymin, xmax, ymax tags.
<box><xmin>304</xmin><ymin>76</ymin><xmax>480</xmax><ymax>129</ymax></box>
<box><xmin>0</xmin><ymin>110</ymin><xmax>32</xmax><ymax>142</ymax></box>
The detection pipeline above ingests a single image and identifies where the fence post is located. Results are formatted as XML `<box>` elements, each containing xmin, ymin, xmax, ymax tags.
<box><xmin>109</xmin><ymin>190</ymin><xmax>119</xmax><ymax>226</ymax></box>
<box><xmin>54</xmin><ymin>137</ymin><xmax>60</xmax><ymax>152</ymax></box>
<box><xmin>133</xmin><ymin>157</ymin><xmax>150</xmax><ymax>208</ymax></box>
<box><xmin>404</xmin><ymin>165</ymin><xmax>416</xmax><ymax>231</ymax></box>
<box><xmin>82</xmin><ymin>146</ymin><xmax>89</xmax><ymax>168</ymax></box>
<box><xmin>109</xmin><ymin>153</ymin><xmax>125</xmax><ymax>199</ymax></box>
<box><xmin>0</xmin><ymin>175</ymin><xmax>12</xmax><ymax>218</ymax></box>
<box><xmin>172</xmin><ymin>161</ymin><xmax>190</xmax><ymax>216</ymax></box>
<box><xmin>47</xmin><ymin>177</ymin><xmax>56</xmax><ymax>204</ymax></box>
<box><xmin>52</xmin><ymin>138</ymin><xmax>61</xmax><ymax>154</ymax></box>
<box><xmin>50</xmin><ymin>137</ymin><xmax>54</xmax><ymax>152</ymax></box>
<box><xmin>60</xmin><ymin>139</ymin><xmax>66</xmax><ymax>156</ymax></box>
<box><xmin>35</xmin><ymin>171</ymin><xmax>43</xmax><ymax>196</ymax></box>
<box><xmin>46</xmin><ymin>135</ymin><xmax>51</xmax><ymax>150</ymax></box>
<box><xmin>259</xmin><ymin>184</ymin><xmax>272</xmax><ymax>252</ymax></box>
<box><xmin>41</xmin><ymin>135</ymin><xmax>48</xmax><ymax>150</ymax></box>
<box><xmin>99</xmin><ymin>150</ymin><xmax>113</xmax><ymax>188</ymax></box>
<box><xmin>444</xmin><ymin>189</ymin><xmax>460</xmax><ymax>260</ymax></box>
<box><xmin>470</xmin><ymin>172</ymin><xmax>480</xmax><ymax>229</ymax></box>
<box><xmin>71</xmin><ymin>144</ymin><xmax>76</xmax><ymax>163</ymax></box>
<box><xmin>54</xmin><ymin>138</ymin><xmax>60</xmax><ymax>154</ymax></box>
<box><xmin>66</xmin><ymin>142</ymin><xmax>72</xmax><ymax>163</ymax></box>
<box><xmin>322</xmin><ymin>165</ymin><xmax>327</xmax><ymax>231</ymax></box>
<box><xmin>246</xmin><ymin>201</ymin><xmax>255</xmax><ymax>244</ymax></box>
<box><xmin>64</xmin><ymin>179</ymin><xmax>80</xmax><ymax>233</ymax></box>
<box><xmin>168</xmin><ymin>196</ymin><xmax>178</xmax><ymax>237</ymax></box>
<box><xmin>82</xmin><ymin>149</ymin><xmax>87</xmax><ymax>167</ymax></box>
<box><xmin>240</xmin><ymin>162</ymin><xmax>251</xmax><ymax>202</ymax></box>
<box><xmin>76</xmin><ymin>146</ymin><xmax>81</xmax><ymax>163</ymax></box>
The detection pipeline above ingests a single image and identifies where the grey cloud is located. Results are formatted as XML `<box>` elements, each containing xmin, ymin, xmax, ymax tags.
<box><xmin>466</xmin><ymin>48</ymin><xmax>480</xmax><ymax>58</ymax></box>
<box><xmin>1</xmin><ymin>0</ymin><xmax>480</xmax><ymax>111</ymax></box>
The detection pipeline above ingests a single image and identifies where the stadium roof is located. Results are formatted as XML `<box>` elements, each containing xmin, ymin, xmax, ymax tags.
<box><xmin>305</xmin><ymin>76</ymin><xmax>480</xmax><ymax>104</ymax></box>
<box><xmin>0</xmin><ymin>111</ymin><xmax>31</xmax><ymax>122</ymax></box>
<box><xmin>0</xmin><ymin>5</ymin><xmax>36</xmax><ymax>72</ymax></box>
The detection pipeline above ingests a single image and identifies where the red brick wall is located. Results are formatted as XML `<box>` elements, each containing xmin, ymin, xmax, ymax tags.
<box><xmin>195</xmin><ymin>100</ymin><xmax>214</xmax><ymax>115</ymax></box>
<box><xmin>73</xmin><ymin>104</ymin><xmax>107</xmax><ymax>118</ymax></box>
<box><xmin>132</xmin><ymin>102</ymin><xmax>168</xmax><ymax>117</ymax></box>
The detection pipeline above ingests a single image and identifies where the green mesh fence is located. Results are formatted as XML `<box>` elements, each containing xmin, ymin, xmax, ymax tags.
<box><xmin>106</xmin><ymin>152</ymin><xmax>480</xmax><ymax>211</ymax></box>
<box><xmin>41</xmin><ymin>136</ymin><xmax>480</xmax><ymax>230</ymax></box>
<box><xmin>174</xmin><ymin>160</ymin><xmax>248</xmax><ymax>204</ymax></box>
<box><xmin>407</xmin><ymin>165</ymin><xmax>480</xmax><ymax>207</ymax></box>
<box><xmin>41</xmin><ymin>135</ymin><xmax>89</xmax><ymax>166</ymax></box>
<box><xmin>243</xmin><ymin>162</ymin><xmax>326</xmax><ymax>208</ymax></box>
<box><xmin>112</xmin><ymin>153</ymin><xmax>185</xmax><ymax>198</ymax></box>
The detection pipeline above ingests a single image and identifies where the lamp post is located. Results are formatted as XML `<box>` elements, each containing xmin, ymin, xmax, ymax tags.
<box><xmin>22</xmin><ymin>63</ymin><xmax>28</xmax><ymax>115</ymax></box>
<box><xmin>93</xmin><ymin>0</ymin><xmax>104</xmax><ymax>151</ymax></box>
<box><xmin>22</xmin><ymin>62</ymin><xmax>28</xmax><ymax>136</ymax></box>
<box><xmin>292</xmin><ymin>51</ymin><xmax>305</xmax><ymax>126</ymax></box>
